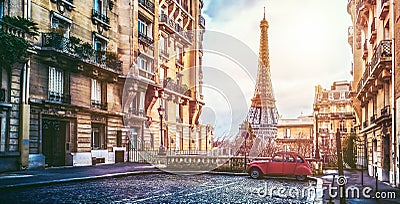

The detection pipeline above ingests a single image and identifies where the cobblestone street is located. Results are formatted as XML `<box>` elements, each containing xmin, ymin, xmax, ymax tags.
<box><xmin>0</xmin><ymin>174</ymin><xmax>316</xmax><ymax>203</ymax></box>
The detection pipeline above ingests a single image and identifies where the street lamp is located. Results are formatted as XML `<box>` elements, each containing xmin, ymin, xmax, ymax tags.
<box><xmin>314</xmin><ymin>108</ymin><xmax>320</xmax><ymax>159</ymax></box>
<box><xmin>158</xmin><ymin>105</ymin><xmax>165</xmax><ymax>155</ymax></box>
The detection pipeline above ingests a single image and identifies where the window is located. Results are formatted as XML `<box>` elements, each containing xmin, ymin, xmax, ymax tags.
<box><xmin>0</xmin><ymin>1</ymin><xmax>4</xmax><ymax>19</ymax></box>
<box><xmin>196</xmin><ymin>131</ymin><xmax>200</xmax><ymax>150</ymax></box>
<box><xmin>272</xmin><ymin>154</ymin><xmax>283</xmax><ymax>162</ymax></box>
<box><xmin>137</xmin><ymin>57</ymin><xmax>153</xmax><ymax>73</ymax></box>
<box><xmin>91</xmin><ymin>79</ymin><xmax>106</xmax><ymax>109</ymax></box>
<box><xmin>139</xmin><ymin>92</ymin><xmax>145</xmax><ymax>113</ymax></box>
<box><xmin>150</xmin><ymin>133</ymin><xmax>154</xmax><ymax>149</ymax></box>
<box><xmin>51</xmin><ymin>14</ymin><xmax>71</xmax><ymax>38</ymax></box>
<box><xmin>176</xmin><ymin>47</ymin><xmax>183</xmax><ymax>64</ymax></box>
<box><xmin>94</xmin><ymin>36</ymin><xmax>106</xmax><ymax>51</ymax></box>
<box><xmin>130</xmin><ymin>128</ymin><xmax>137</xmax><ymax>149</ymax></box>
<box><xmin>138</xmin><ymin>19</ymin><xmax>152</xmax><ymax>38</ymax></box>
<box><xmin>48</xmin><ymin>67</ymin><xmax>65</xmax><ymax>102</ymax></box>
<box><xmin>284</xmin><ymin>128</ymin><xmax>291</xmax><ymax>138</ymax></box>
<box><xmin>176</xmin><ymin>131</ymin><xmax>181</xmax><ymax>150</ymax></box>
<box><xmin>0</xmin><ymin>112</ymin><xmax>7</xmax><ymax>152</ymax></box>
<box><xmin>284</xmin><ymin>154</ymin><xmax>295</xmax><ymax>162</ymax></box>
<box><xmin>159</xmin><ymin>36</ymin><xmax>166</xmax><ymax>55</ymax></box>
<box><xmin>94</xmin><ymin>0</ymin><xmax>106</xmax><ymax>16</ymax></box>
<box><xmin>91</xmin><ymin>123</ymin><xmax>105</xmax><ymax>149</ymax></box>
<box><xmin>296</xmin><ymin>156</ymin><xmax>304</xmax><ymax>163</ymax></box>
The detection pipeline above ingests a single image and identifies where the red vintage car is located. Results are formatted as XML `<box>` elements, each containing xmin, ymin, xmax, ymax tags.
<box><xmin>246</xmin><ymin>152</ymin><xmax>313</xmax><ymax>181</ymax></box>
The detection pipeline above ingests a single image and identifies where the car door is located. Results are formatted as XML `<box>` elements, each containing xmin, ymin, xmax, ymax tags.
<box><xmin>267</xmin><ymin>153</ymin><xmax>284</xmax><ymax>175</ymax></box>
<box><xmin>283</xmin><ymin>153</ymin><xmax>296</xmax><ymax>175</ymax></box>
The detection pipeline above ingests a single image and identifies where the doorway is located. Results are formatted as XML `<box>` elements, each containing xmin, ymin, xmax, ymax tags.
<box><xmin>42</xmin><ymin>119</ymin><xmax>66</xmax><ymax>166</ymax></box>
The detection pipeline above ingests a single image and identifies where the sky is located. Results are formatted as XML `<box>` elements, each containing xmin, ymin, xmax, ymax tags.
<box><xmin>198</xmin><ymin>0</ymin><xmax>353</xmax><ymax>139</ymax></box>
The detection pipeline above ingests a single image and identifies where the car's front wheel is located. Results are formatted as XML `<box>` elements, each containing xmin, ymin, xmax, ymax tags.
<box><xmin>250</xmin><ymin>168</ymin><xmax>261</xmax><ymax>179</ymax></box>
<box><xmin>296</xmin><ymin>175</ymin><xmax>306</xmax><ymax>181</ymax></box>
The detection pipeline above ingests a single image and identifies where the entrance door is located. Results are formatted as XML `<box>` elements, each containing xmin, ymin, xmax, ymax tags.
<box><xmin>42</xmin><ymin>120</ymin><xmax>66</xmax><ymax>166</ymax></box>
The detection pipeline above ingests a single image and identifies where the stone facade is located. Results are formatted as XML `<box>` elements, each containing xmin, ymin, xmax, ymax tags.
<box><xmin>0</xmin><ymin>0</ymin><xmax>211</xmax><ymax>172</ymax></box>
<box><xmin>276</xmin><ymin>116</ymin><xmax>314</xmax><ymax>158</ymax></box>
<box><xmin>313</xmin><ymin>81</ymin><xmax>356</xmax><ymax>165</ymax></box>
<box><xmin>347</xmin><ymin>0</ymin><xmax>398</xmax><ymax>185</ymax></box>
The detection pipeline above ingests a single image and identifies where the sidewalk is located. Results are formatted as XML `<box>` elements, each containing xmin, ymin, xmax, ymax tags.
<box><xmin>316</xmin><ymin>169</ymin><xmax>400</xmax><ymax>203</ymax></box>
<box><xmin>0</xmin><ymin>163</ymin><xmax>161</xmax><ymax>190</ymax></box>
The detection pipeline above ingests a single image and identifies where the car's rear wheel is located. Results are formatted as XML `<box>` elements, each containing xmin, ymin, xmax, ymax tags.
<box><xmin>250</xmin><ymin>168</ymin><xmax>261</xmax><ymax>179</ymax></box>
<box><xmin>296</xmin><ymin>175</ymin><xmax>306</xmax><ymax>181</ymax></box>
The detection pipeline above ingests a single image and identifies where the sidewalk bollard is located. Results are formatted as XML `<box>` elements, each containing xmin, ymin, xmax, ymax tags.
<box><xmin>375</xmin><ymin>164</ymin><xmax>378</xmax><ymax>193</ymax></box>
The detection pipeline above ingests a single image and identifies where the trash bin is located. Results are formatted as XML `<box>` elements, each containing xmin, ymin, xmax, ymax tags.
<box><xmin>92</xmin><ymin>157</ymin><xmax>97</xmax><ymax>165</ymax></box>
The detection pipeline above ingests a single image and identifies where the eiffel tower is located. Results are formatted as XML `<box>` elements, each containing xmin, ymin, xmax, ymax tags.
<box><xmin>237</xmin><ymin>8</ymin><xmax>279</xmax><ymax>157</ymax></box>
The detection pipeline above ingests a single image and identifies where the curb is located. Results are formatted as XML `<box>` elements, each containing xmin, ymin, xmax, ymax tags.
<box><xmin>0</xmin><ymin>170</ymin><xmax>163</xmax><ymax>190</ymax></box>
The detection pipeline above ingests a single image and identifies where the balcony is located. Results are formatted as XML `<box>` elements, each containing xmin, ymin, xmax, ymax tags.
<box><xmin>369</xmin><ymin>17</ymin><xmax>376</xmax><ymax>44</ymax></box>
<box><xmin>356</xmin><ymin>40</ymin><xmax>392</xmax><ymax>98</ymax></box>
<box><xmin>163</xmin><ymin>79</ymin><xmax>189</xmax><ymax>95</ymax></box>
<box><xmin>199</xmin><ymin>15</ymin><xmax>206</xmax><ymax>28</ymax></box>
<box><xmin>48</xmin><ymin>91</ymin><xmax>71</xmax><ymax>104</ymax></box>
<box><xmin>0</xmin><ymin>19</ymin><xmax>26</xmax><ymax>38</ymax></box>
<box><xmin>138</xmin><ymin>31</ymin><xmax>154</xmax><ymax>46</ymax></box>
<box><xmin>91</xmin><ymin>100</ymin><xmax>107</xmax><ymax>110</ymax></box>
<box><xmin>41</xmin><ymin>33</ymin><xmax>122</xmax><ymax>73</ymax></box>
<box><xmin>159</xmin><ymin>14</ymin><xmax>176</xmax><ymax>34</ymax></box>
<box><xmin>139</xmin><ymin>0</ymin><xmax>155</xmax><ymax>14</ymax></box>
<box><xmin>128</xmin><ymin>108</ymin><xmax>145</xmax><ymax>117</ymax></box>
<box><xmin>379</xmin><ymin>0</ymin><xmax>390</xmax><ymax>20</ymax></box>
<box><xmin>91</xmin><ymin>9</ymin><xmax>110</xmax><ymax>30</ymax></box>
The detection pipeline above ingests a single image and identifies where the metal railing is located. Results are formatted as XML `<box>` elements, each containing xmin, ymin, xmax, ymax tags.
<box><xmin>48</xmin><ymin>91</ymin><xmax>71</xmax><ymax>104</ymax></box>
<box><xmin>370</xmin><ymin>40</ymin><xmax>392</xmax><ymax>73</ymax></box>
<box><xmin>91</xmin><ymin>100</ymin><xmax>107</xmax><ymax>110</ymax></box>
<box><xmin>363</xmin><ymin>120</ymin><xmax>369</xmax><ymax>129</ymax></box>
<box><xmin>199</xmin><ymin>15</ymin><xmax>205</xmax><ymax>27</ymax></box>
<box><xmin>41</xmin><ymin>33</ymin><xmax>122</xmax><ymax>73</ymax></box>
<box><xmin>370</xmin><ymin>114</ymin><xmax>377</xmax><ymax>124</ymax></box>
<box><xmin>92</xmin><ymin>9</ymin><xmax>109</xmax><ymax>25</ymax></box>
<box><xmin>138</xmin><ymin>31</ymin><xmax>154</xmax><ymax>46</ymax></box>
<box><xmin>139</xmin><ymin>0</ymin><xmax>155</xmax><ymax>13</ymax></box>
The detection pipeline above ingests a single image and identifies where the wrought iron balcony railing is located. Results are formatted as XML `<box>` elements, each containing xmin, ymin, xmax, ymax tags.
<box><xmin>138</xmin><ymin>31</ymin><xmax>154</xmax><ymax>46</ymax></box>
<box><xmin>91</xmin><ymin>100</ymin><xmax>107</xmax><ymax>110</ymax></box>
<box><xmin>128</xmin><ymin>108</ymin><xmax>145</xmax><ymax>117</ymax></box>
<box><xmin>199</xmin><ymin>15</ymin><xmax>205</xmax><ymax>28</ymax></box>
<box><xmin>48</xmin><ymin>91</ymin><xmax>71</xmax><ymax>103</ymax></box>
<box><xmin>357</xmin><ymin>40</ymin><xmax>392</xmax><ymax>97</ymax></box>
<box><xmin>92</xmin><ymin>9</ymin><xmax>110</xmax><ymax>25</ymax></box>
<box><xmin>163</xmin><ymin>79</ymin><xmax>189</xmax><ymax>95</ymax></box>
<box><xmin>41</xmin><ymin>32</ymin><xmax>122</xmax><ymax>73</ymax></box>
<box><xmin>139</xmin><ymin>0</ymin><xmax>155</xmax><ymax>13</ymax></box>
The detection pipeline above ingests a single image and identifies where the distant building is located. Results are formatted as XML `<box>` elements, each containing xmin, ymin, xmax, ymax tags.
<box><xmin>276</xmin><ymin>115</ymin><xmax>314</xmax><ymax>158</ymax></box>
<box><xmin>313</xmin><ymin>81</ymin><xmax>356</xmax><ymax>165</ymax></box>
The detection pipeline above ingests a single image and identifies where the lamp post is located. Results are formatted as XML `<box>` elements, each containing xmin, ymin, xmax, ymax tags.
<box><xmin>158</xmin><ymin>105</ymin><xmax>165</xmax><ymax>155</ymax></box>
<box><xmin>314</xmin><ymin>108</ymin><xmax>320</xmax><ymax>159</ymax></box>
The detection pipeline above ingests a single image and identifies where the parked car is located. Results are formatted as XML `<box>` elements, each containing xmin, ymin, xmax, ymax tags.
<box><xmin>246</xmin><ymin>151</ymin><xmax>312</xmax><ymax>181</ymax></box>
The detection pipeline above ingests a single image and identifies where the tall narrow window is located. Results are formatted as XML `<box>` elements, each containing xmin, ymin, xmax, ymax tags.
<box><xmin>116</xmin><ymin>130</ymin><xmax>122</xmax><ymax>147</ymax></box>
<box><xmin>91</xmin><ymin>123</ymin><xmax>105</xmax><ymax>149</ymax></box>
<box><xmin>48</xmin><ymin>67</ymin><xmax>64</xmax><ymax>102</ymax></box>
<box><xmin>130</xmin><ymin>128</ymin><xmax>137</xmax><ymax>149</ymax></box>
<box><xmin>91</xmin><ymin>79</ymin><xmax>105</xmax><ymax>109</ymax></box>
<box><xmin>176</xmin><ymin>131</ymin><xmax>181</xmax><ymax>150</ymax></box>
<box><xmin>0</xmin><ymin>1</ymin><xmax>4</xmax><ymax>19</ymax></box>
<box><xmin>139</xmin><ymin>92</ymin><xmax>145</xmax><ymax>115</ymax></box>
<box><xmin>0</xmin><ymin>113</ymin><xmax>7</xmax><ymax>152</ymax></box>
